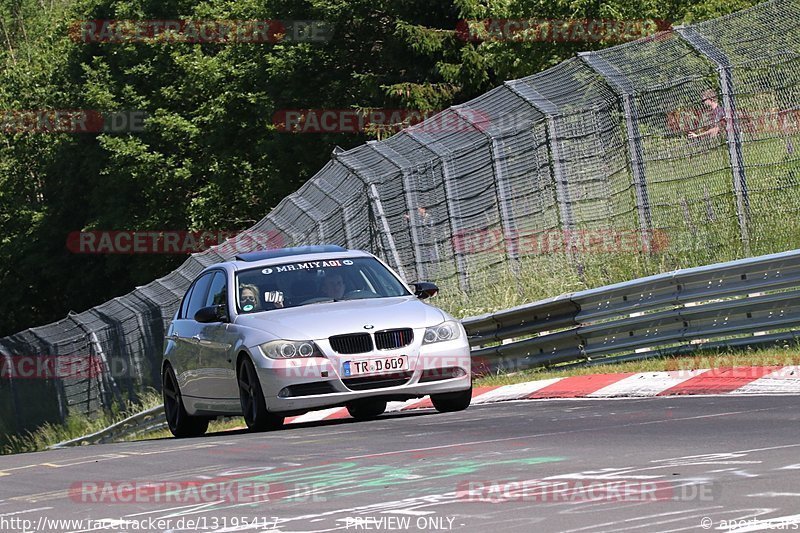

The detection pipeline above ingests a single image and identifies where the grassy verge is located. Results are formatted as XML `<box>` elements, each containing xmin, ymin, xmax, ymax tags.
<box><xmin>0</xmin><ymin>390</ymin><xmax>164</xmax><ymax>455</ymax></box>
<box><xmin>473</xmin><ymin>345</ymin><xmax>800</xmax><ymax>387</ymax></box>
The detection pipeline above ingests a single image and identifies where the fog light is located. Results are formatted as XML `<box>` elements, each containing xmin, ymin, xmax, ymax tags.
<box><xmin>453</xmin><ymin>367</ymin><xmax>467</xmax><ymax>378</ymax></box>
<box><xmin>278</xmin><ymin>387</ymin><xmax>291</xmax><ymax>398</ymax></box>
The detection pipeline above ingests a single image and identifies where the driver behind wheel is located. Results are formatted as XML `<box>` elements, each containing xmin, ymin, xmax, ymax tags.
<box><xmin>320</xmin><ymin>272</ymin><xmax>346</xmax><ymax>299</ymax></box>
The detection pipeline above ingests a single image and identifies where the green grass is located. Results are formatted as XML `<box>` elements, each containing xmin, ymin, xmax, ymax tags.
<box><xmin>0</xmin><ymin>390</ymin><xmax>164</xmax><ymax>455</ymax></box>
<box><xmin>473</xmin><ymin>345</ymin><xmax>800</xmax><ymax>387</ymax></box>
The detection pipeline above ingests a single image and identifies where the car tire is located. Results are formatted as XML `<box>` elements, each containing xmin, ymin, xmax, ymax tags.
<box><xmin>238</xmin><ymin>357</ymin><xmax>284</xmax><ymax>432</ymax></box>
<box><xmin>346</xmin><ymin>399</ymin><xmax>387</xmax><ymax>420</ymax></box>
<box><xmin>162</xmin><ymin>365</ymin><xmax>209</xmax><ymax>438</ymax></box>
<box><xmin>431</xmin><ymin>384</ymin><xmax>472</xmax><ymax>413</ymax></box>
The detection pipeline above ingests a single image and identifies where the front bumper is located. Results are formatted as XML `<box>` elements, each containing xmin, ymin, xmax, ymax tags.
<box><xmin>251</xmin><ymin>336</ymin><xmax>471</xmax><ymax>414</ymax></box>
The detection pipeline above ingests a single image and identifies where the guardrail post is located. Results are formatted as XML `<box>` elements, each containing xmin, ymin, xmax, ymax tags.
<box><xmin>578</xmin><ymin>52</ymin><xmax>654</xmax><ymax>253</ymax></box>
<box><xmin>451</xmin><ymin>105</ymin><xmax>520</xmax><ymax>264</ymax></box>
<box><xmin>675</xmin><ymin>25</ymin><xmax>751</xmax><ymax>254</ymax></box>
<box><xmin>368</xmin><ymin>140</ymin><xmax>427</xmax><ymax>281</ymax></box>
<box><xmin>405</xmin><ymin>129</ymin><xmax>471</xmax><ymax>291</ymax></box>
<box><xmin>333</xmin><ymin>155</ymin><xmax>406</xmax><ymax>279</ymax></box>
<box><xmin>504</xmin><ymin>80</ymin><xmax>578</xmax><ymax>263</ymax></box>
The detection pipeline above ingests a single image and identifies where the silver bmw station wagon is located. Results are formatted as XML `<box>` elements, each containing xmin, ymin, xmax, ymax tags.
<box><xmin>162</xmin><ymin>245</ymin><xmax>472</xmax><ymax>437</ymax></box>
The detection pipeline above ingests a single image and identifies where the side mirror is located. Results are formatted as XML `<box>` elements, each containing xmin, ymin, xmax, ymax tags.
<box><xmin>412</xmin><ymin>282</ymin><xmax>439</xmax><ymax>300</ymax></box>
<box><xmin>194</xmin><ymin>304</ymin><xmax>228</xmax><ymax>323</ymax></box>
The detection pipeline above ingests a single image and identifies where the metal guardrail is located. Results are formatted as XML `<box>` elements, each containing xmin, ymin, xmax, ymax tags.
<box><xmin>463</xmin><ymin>249</ymin><xmax>800</xmax><ymax>373</ymax></box>
<box><xmin>48</xmin><ymin>405</ymin><xmax>165</xmax><ymax>449</ymax></box>
<box><xmin>56</xmin><ymin>249</ymin><xmax>800</xmax><ymax>446</ymax></box>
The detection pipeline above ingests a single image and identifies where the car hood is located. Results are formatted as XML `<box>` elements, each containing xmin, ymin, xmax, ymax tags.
<box><xmin>234</xmin><ymin>296</ymin><xmax>447</xmax><ymax>341</ymax></box>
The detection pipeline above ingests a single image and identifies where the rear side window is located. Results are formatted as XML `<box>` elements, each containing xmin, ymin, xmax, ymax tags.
<box><xmin>186</xmin><ymin>273</ymin><xmax>214</xmax><ymax>320</ymax></box>
<box><xmin>179</xmin><ymin>285</ymin><xmax>194</xmax><ymax>319</ymax></box>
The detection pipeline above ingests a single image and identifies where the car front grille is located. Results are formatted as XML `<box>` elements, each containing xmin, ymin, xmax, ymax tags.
<box><xmin>343</xmin><ymin>371</ymin><xmax>414</xmax><ymax>391</ymax></box>
<box><xmin>329</xmin><ymin>333</ymin><xmax>373</xmax><ymax>354</ymax></box>
<box><xmin>375</xmin><ymin>328</ymin><xmax>414</xmax><ymax>350</ymax></box>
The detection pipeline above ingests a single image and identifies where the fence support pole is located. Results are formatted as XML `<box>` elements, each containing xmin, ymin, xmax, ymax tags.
<box><xmin>451</xmin><ymin>105</ymin><xmax>520</xmax><ymax>264</ymax></box>
<box><xmin>333</xmin><ymin>156</ymin><xmax>406</xmax><ymax>279</ymax></box>
<box><xmin>368</xmin><ymin>140</ymin><xmax>427</xmax><ymax>281</ymax></box>
<box><xmin>289</xmin><ymin>195</ymin><xmax>326</xmax><ymax>243</ymax></box>
<box><xmin>405</xmin><ymin>130</ymin><xmax>471</xmax><ymax>291</ymax></box>
<box><xmin>578</xmin><ymin>52</ymin><xmax>654</xmax><ymax>253</ymax></box>
<box><xmin>505</xmin><ymin>80</ymin><xmax>578</xmax><ymax>262</ymax></box>
<box><xmin>675</xmin><ymin>25</ymin><xmax>751</xmax><ymax>254</ymax></box>
<box><xmin>312</xmin><ymin>176</ymin><xmax>355</xmax><ymax>249</ymax></box>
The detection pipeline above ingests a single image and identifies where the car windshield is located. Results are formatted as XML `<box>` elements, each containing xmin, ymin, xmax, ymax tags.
<box><xmin>235</xmin><ymin>256</ymin><xmax>411</xmax><ymax>313</ymax></box>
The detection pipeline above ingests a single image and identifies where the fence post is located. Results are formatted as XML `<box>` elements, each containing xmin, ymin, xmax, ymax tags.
<box><xmin>265</xmin><ymin>211</ymin><xmax>305</xmax><ymax>248</ymax></box>
<box><xmin>675</xmin><ymin>25</ymin><xmax>751</xmax><ymax>254</ymax></box>
<box><xmin>333</xmin><ymin>155</ymin><xmax>406</xmax><ymax>279</ymax></box>
<box><xmin>368</xmin><ymin>140</ymin><xmax>427</xmax><ymax>281</ymax></box>
<box><xmin>504</xmin><ymin>80</ymin><xmax>578</xmax><ymax>263</ymax></box>
<box><xmin>0</xmin><ymin>345</ymin><xmax>24</xmax><ymax>434</ymax></box>
<box><xmin>69</xmin><ymin>313</ymin><xmax>121</xmax><ymax>411</ymax></box>
<box><xmin>289</xmin><ymin>195</ymin><xmax>326</xmax><ymax>243</ymax></box>
<box><xmin>312</xmin><ymin>176</ymin><xmax>356</xmax><ymax>249</ymax></box>
<box><xmin>578</xmin><ymin>51</ymin><xmax>654</xmax><ymax>253</ymax></box>
<box><xmin>405</xmin><ymin>129</ymin><xmax>471</xmax><ymax>291</ymax></box>
<box><xmin>451</xmin><ymin>104</ymin><xmax>520</xmax><ymax>264</ymax></box>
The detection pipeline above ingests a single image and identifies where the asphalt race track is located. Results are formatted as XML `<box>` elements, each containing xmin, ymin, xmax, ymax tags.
<box><xmin>1</xmin><ymin>396</ymin><xmax>800</xmax><ymax>532</ymax></box>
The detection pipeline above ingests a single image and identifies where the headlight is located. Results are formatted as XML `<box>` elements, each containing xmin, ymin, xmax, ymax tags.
<box><xmin>422</xmin><ymin>321</ymin><xmax>461</xmax><ymax>344</ymax></box>
<box><xmin>260</xmin><ymin>340</ymin><xmax>323</xmax><ymax>359</ymax></box>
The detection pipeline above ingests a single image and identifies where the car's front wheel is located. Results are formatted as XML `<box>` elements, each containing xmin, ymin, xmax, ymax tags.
<box><xmin>163</xmin><ymin>365</ymin><xmax>209</xmax><ymax>438</ymax></box>
<box><xmin>346</xmin><ymin>399</ymin><xmax>387</xmax><ymax>420</ymax></box>
<box><xmin>238</xmin><ymin>356</ymin><xmax>284</xmax><ymax>431</ymax></box>
<box><xmin>431</xmin><ymin>385</ymin><xmax>472</xmax><ymax>413</ymax></box>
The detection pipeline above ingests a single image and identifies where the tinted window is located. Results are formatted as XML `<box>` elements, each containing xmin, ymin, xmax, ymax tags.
<box><xmin>205</xmin><ymin>271</ymin><xmax>227</xmax><ymax>307</ymax></box>
<box><xmin>186</xmin><ymin>273</ymin><xmax>214</xmax><ymax>320</ymax></box>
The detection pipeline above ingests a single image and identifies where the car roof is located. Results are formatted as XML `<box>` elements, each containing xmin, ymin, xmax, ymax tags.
<box><xmin>235</xmin><ymin>245</ymin><xmax>347</xmax><ymax>262</ymax></box>
<box><xmin>223</xmin><ymin>246</ymin><xmax>375</xmax><ymax>271</ymax></box>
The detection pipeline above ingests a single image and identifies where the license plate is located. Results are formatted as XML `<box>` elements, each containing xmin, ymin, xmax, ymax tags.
<box><xmin>343</xmin><ymin>355</ymin><xmax>408</xmax><ymax>377</ymax></box>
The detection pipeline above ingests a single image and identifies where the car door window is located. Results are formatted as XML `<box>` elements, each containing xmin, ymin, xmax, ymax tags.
<box><xmin>205</xmin><ymin>272</ymin><xmax>227</xmax><ymax>307</ymax></box>
<box><xmin>186</xmin><ymin>273</ymin><xmax>214</xmax><ymax>321</ymax></box>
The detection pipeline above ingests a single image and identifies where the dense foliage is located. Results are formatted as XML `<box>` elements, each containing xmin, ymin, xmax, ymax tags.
<box><xmin>0</xmin><ymin>0</ymin><xmax>761</xmax><ymax>336</ymax></box>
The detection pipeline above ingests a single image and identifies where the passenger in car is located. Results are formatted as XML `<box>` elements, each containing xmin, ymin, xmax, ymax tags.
<box><xmin>239</xmin><ymin>284</ymin><xmax>262</xmax><ymax>313</ymax></box>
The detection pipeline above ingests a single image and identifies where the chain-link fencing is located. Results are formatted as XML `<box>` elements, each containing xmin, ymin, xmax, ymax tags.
<box><xmin>1</xmin><ymin>0</ymin><xmax>799</xmax><ymax>439</ymax></box>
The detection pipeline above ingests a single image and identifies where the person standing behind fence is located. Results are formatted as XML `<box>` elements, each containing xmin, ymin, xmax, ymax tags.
<box><xmin>404</xmin><ymin>206</ymin><xmax>440</xmax><ymax>265</ymax></box>
<box><xmin>688</xmin><ymin>89</ymin><xmax>726</xmax><ymax>140</ymax></box>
